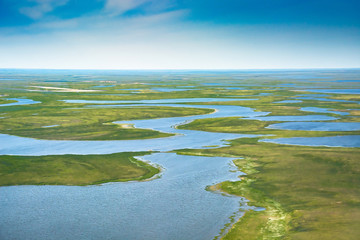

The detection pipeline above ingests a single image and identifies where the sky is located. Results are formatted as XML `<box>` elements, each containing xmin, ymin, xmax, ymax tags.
<box><xmin>0</xmin><ymin>0</ymin><xmax>359</xmax><ymax>69</ymax></box>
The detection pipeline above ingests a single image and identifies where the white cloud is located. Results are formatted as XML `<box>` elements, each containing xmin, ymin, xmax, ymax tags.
<box><xmin>19</xmin><ymin>0</ymin><xmax>69</xmax><ymax>19</ymax></box>
<box><xmin>104</xmin><ymin>0</ymin><xmax>150</xmax><ymax>16</ymax></box>
<box><xmin>104</xmin><ymin>0</ymin><xmax>175</xmax><ymax>16</ymax></box>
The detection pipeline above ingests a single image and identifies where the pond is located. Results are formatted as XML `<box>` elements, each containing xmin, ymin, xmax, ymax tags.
<box><xmin>300</xmin><ymin>107</ymin><xmax>349</xmax><ymax>115</ymax></box>
<box><xmin>0</xmin><ymin>98</ymin><xmax>40</xmax><ymax>107</ymax></box>
<box><xmin>260</xmin><ymin>135</ymin><xmax>360</xmax><ymax>148</ymax></box>
<box><xmin>267</xmin><ymin>122</ymin><xmax>360</xmax><ymax>131</ymax></box>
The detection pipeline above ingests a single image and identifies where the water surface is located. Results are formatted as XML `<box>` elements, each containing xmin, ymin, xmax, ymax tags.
<box><xmin>62</xmin><ymin>98</ymin><xmax>256</xmax><ymax>104</ymax></box>
<box><xmin>260</xmin><ymin>135</ymin><xmax>360</xmax><ymax>147</ymax></box>
<box><xmin>267</xmin><ymin>122</ymin><xmax>360</xmax><ymax>131</ymax></box>
<box><xmin>248</xmin><ymin>115</ymin><xmax>337</xmax><ymax>122</ymax></box>
<box><xmin>0</xmin><ymin>98</ymin><xmax>40</xmax><ymax>107</ymax></box>
<box><xmin>274</xmin><ymin>100</ymin><xmax>302</xmax><ymax>103</ymax></box>
<box><xmin>300</xmin><ymin>107</ymin><xmax>349</xmax><ymax>115</ymax></box>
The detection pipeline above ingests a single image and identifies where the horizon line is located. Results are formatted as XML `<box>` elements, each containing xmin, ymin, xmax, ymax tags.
<box><xmin>1</xmin><ymin>67</ymin><xmax>360</xmax><ymax>71</ymax></box>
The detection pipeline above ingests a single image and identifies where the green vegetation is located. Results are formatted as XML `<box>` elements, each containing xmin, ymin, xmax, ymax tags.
<box><xmin>330</xmin><ymin>94</ymin><xmax>360</xmax><ymax>101</ymax></box>
<box><xmin>0</xmin><ymin>106</ymin><xmax>213</xmax><ymax>140</ymax></box>
<box><xmin>0</xmin><ymin>152</ymin><xmax>159</xmax><ymax>186</ymax></box>
<box><xmin>0</xmin><ymin>99</ymin><xmax>16</xmax><ymax>105</ymax></box>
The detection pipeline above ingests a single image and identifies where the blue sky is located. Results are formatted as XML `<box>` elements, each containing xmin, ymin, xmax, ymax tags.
<box><xmin>0</xmin><ymin>0</ymin><xmax>359</xmax><ymax>69</ymax></box>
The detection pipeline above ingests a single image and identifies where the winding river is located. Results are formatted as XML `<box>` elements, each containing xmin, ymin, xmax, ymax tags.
<box><xmin>0</xmin><ymin>97</ymin><xmax>359</xmax><ymax>240</ymax></box>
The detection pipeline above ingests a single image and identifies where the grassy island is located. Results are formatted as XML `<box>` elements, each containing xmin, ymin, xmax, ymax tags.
<box><xmin>0</xmin><ymin>152</ymin><xmax>159</xmax><ymax>186</ymax></box>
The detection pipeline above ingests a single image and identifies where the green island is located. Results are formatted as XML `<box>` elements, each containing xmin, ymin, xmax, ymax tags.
<box><xmin>0</xmin><ymin>152</ymin><xmax>159</xmax><ymax>186</ymax></box>
<box><xmin>0</xmin><ymin>99</ymin><xmax>16</xmax><ymax>105</ymax></box>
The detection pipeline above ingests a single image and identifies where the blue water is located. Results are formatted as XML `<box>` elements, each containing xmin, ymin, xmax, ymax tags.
<box><xmin>41</xmin><ymin>125</ymin><xmax>59</xmax><ymax>128</ymax></box>
<box><xmin>202</xmin><ymin>83</ymin><xmax>223</xmax><ymax>86</ymax></box>
<box><xmin>297</xmin><ymin>94</ymin><xmax>330</xmax><ymax>97</ymax></box>
<box><xmin>300</xmin><ymin>107</ymin><xmax>349</xmax><ymax>115</ymax></box>
<box><xmin>118</xmin><ymin>88</ymin><xmax>142</xmax><ymax>91</ymax></box>
<box><xmin>0</xmin><ymin>98</ymin><xmax>40</xmax><ymax>107</ymax></box>
<box><xmin>260</xmin><ymin>135</ymin><xmax>360</xmax><ymax>148</ymax></box>
<box><xmin>277</xmin><ymin>84</ymin><xmax>322</xmax><ymax>88</ymax></box>
<box><xmin>226</xmin><ymin>87</ymin><xmax>243</xmax><ymax>90</ymax></box>
<box><xmin>62</xmin><ymin>98</ymin><xmax>257</xmax><ymax>104</ymax></box>
<box><xmin>332</xmin><ymin>80</ymin><xmax>360</xmax><ymax>83</ymax></box>
<box><xmin>248</xmin><ymin>115</ymin><xmax>337</xmax><ymax>122</ymax></box>
<box><xmin>267</xmin><ymin>122</ymin><xmax>360</xmax><ymax>131</ymax></box>
<box><xmin>151</xmin><ymin>88</ymin><xmax>191</xmax><ymax>92</ymax></box>
<box><xmin>274</xmin><ymin>100</ymin><xmax>302</xmax><ymax>103</ymax></box>
<box><xmin>92</xmin><ymin>85</ymin><xmax>115</xmax><ymax>88</ymax></box>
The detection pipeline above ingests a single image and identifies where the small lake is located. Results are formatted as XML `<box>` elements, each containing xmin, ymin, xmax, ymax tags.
<box><xmin>267</xmin><ymin>122</ymin><xmax>360</xmax><ymax>131</ymax></box>
<box><xmin>273</xmin><ymin>100</ymin><xmax>302</xmax><ymax>103</ymax></box>
<box><xmin>92</xmin><ymin>85</ymin><xmax>116</xmax><ymax>88</ymax></box>
<box><xmin>62</xmin><ymin>98</ymin><xmax>256</xmax><ymax>104</ymax></box>
<box><xmin>248</xmin><ymin>115</ymin><xmax>337</xmax><ymax>121</ymax></box>
<box><xmin>151</xmin><ymin>88</ymin><xmax>191</xmax><ymax>92</ymax></box>
<box><xmin>0</xmin><ymin>98</ymin><xmax>40</xmax><ymax>107</ymax></box>
<box><xmin>260</xmin><ymin>135</ymin><xmax>360</xmax><ymax>148</ymax></box>
<box><xmin>300</xmin><ymin>107</ymin><xmax>349</xmax><ymax>115</ymax></box>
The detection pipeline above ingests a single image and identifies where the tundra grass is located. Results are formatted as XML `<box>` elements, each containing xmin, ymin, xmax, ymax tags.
<box><xmin>0</xmin><ymin>106</ymin><xmax>213</xmax><ymax>140</ymax></box>
<box><xmin>0</xmin><ymin>99</ymin><xmax>16</xmax><ymax>105</ymax></box>
<box><xmin>0</xmin><ymin>152</ymin><xmax>159</xmax><ymax>186</ymax></box>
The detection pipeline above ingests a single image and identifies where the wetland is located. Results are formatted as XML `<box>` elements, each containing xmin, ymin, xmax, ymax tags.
<box><xmin>0</xmin><ymin>69</ymin><xmax>359</xmax><ymax>239</ymax></box>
